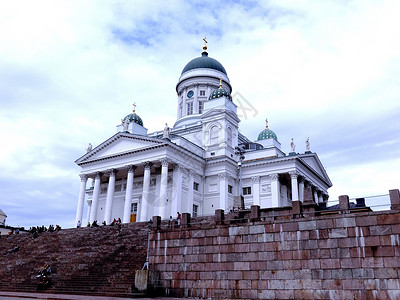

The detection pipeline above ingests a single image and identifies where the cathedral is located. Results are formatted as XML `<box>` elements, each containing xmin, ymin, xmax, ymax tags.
<box><xmin>75</xmin><ymin>41</ymin><xmax>332</xmax><ymax>225</ymax></box>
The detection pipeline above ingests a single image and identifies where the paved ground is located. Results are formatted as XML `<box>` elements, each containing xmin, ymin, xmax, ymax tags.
<box><xmin>0</xmin><ymin>292</ymin><xmax>183</xmax><ymax>300</ymax></box>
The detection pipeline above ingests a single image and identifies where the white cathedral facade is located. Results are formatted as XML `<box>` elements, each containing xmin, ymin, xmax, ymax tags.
<box><xmin>75</xmin><ymin>43</ymin><xmax>332</xmax><ymax>225</ymax></box>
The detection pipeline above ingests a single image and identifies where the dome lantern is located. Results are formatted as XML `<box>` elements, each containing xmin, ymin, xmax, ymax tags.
<box><xmin>257</xmin><ymin>119</ymin><xmax>278</xmax><ymax>141</ymax></box>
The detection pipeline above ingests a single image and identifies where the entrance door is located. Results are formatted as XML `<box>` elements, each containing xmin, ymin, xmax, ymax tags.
<box><xmin>130</xmin><ymin>214</ymin><xmax>136</xmax><ymax>223</ymax></box>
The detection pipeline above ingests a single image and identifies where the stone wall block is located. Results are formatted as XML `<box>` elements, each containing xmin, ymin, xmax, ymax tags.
<box><xmin>334</xmin><ymin>217</ymin><xmax>356</xmax><ymax>228</ymax></box>
<box><xmin>250</xmin><ymin>205</ymin><xmax>260</xmax><ymax>222</ymax></box>
<box><xmin>298</xmin><ymin>220</ymin><xmax>316</xmax><ymax>231</ymax></box>
<box><xmin>181</xmin><ymin>213</ymin><xmax>190</xmax><ymax>228</ymax></box>
<box><xmin>329</xmin><ymin>228</ymin><xmax>348</xmax><ymax>238</ymax></box>
<box><xmin>356</xmin><ymin>215</ymin><xmax>377</xmax><ymax>227</ymax></box>
<box><xmin>339</xmin><ymin>195</ymin><xmax>350</xmax><ymax>211</ymax></box>
<box><xmin>389</xmin><ymin>189</ymin><xmax>400</xmax><ymax>210</ymax></box>
<box><xmin>316</xmin><ymin>219</ymin><xmax>334</xmax><ymax>229</ymax></box>
<box><xmin>377</xmin><ymin>214</ymin><xmax>400</xmax><ymax>225</ymax></box>
<box><xmin>152</xmin><ymin>216</ymin><xmax>161</xmax><ymax>230</ymax></box>
<box><xmin>215</xmin><ymin>209</ymin><xmax>224</xmax><ymax>224</ymax></box>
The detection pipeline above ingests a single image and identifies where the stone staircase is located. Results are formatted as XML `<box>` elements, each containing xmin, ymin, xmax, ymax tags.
<box><xmin>0</xmin><ymin>222</ymin><xmax>149</xmax><ymax>297</ymax></box>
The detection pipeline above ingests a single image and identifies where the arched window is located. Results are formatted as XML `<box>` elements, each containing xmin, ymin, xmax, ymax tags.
<box><xmin>227</xmin><ymin>127</ymin><xmax>232</xmax><ymax>147</ymax></box>
<box><xmin>210</xmin><ymin>126</ymin><xmax>219</xmax><ymax>145</ymax></box>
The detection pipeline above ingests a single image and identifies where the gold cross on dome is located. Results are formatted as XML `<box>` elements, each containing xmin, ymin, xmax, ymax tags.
<box><xmin>265</xmin><ymin>118</ymin><xmax>268</xmax><ymax>129</ymax></box>
<box><xmin>132</xmin><ymin>102</ymin><xmax>136</xmax><ymax>113</ymax></box>
<box><xmin>203</xmin><ymin>37</ymin><xmax>207</xmax><ymax>44</ymax></box>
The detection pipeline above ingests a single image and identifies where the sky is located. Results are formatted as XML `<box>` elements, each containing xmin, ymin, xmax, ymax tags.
<box><xmin>0</xmin><ymin>0</ymin><xmax>399</xmax><ymax>229</ymax></box>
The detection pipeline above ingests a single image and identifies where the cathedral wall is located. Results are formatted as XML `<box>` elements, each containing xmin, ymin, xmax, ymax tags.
<box><xmin>149</xmin><ymin>197</ymin><xmax>400</xmax><ymax>299</ymax></box>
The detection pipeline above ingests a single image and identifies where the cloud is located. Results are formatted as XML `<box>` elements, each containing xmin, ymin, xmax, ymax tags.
<box><xmin>0</xmin><ymin>0</ymin><xmax>399</xmax><ymax>228</ymax></box>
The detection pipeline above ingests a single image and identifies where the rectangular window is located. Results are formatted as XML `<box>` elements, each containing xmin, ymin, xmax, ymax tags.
<box><xmin>193</xmin><ymin>182</ymin><xmax>199</xmax><ymax>191</ymax></box>
<box><xmin>243</xmin><ymin>187</ymin><xmax>251</xmax><ymax>195</ymax></box>
<box><xmin>131</xmin><ymin>203</ymin><xmax>138</xmax><ymax>213</ymax></box>
<box><xmin>193</xmin><ymin>204</ymin><xmax>198</xmax><ymax>217</ymax></box>
<box><xmin>198</xmin><ymin>101</ymin><xmax>204</xmax><ymax>114</ymax></box>
<box><xmin>228</xmin><ymin>185</ymin><xmax>233</xmax><ymax>194</ymax></box>
<box><xmin>200</xmin><ymin>90</ymin><xmax>205</xmax><ymax>96</ymax></box>
<box><xmin>187</xmin><ymin>102</ymin><xmax>193</xmax><ymax>115</ymax></box>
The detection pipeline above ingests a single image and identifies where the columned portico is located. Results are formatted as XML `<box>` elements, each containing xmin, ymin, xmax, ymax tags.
<box><xmin>75</xmin><ymin>174</ymin><xmax>87</xmax><ymax>225</ymax></box>
<box><xmin>289</xmin><ymin>171</ymin><xmax>299</xmax><ymax>202</ymax></box>
<box><xmin>270</xmin><ymin>173</ymin><xmax>280</xmax><ymax>207</ymax></box>
<box><xmin>159</xmin><ymin>158</ymin><xmax>169</xmax><ymax>219</ymax></box>
<box><xmin>104</xmin><ymin>169</ymin><xmax>117</xmax><ymax>224</ymax></box>
<box><xmin>123</xmin><ymin>165</ymin><xmax>136</xmax><ymax>223</ymax></box>
<box><xmin>171</xmin><ymin>165</ymin><xmax>183</xmax><ymax>217</ymax></box>
<box><xmin>252</xmin><ymin>176</ymin><xmax>260</xmax><ymax>206</ymax></box>
<box><xmin>218</xmin><ymin>172</ymin><xmax>228</xmax><ymax>210</ymax></box>
<box><xmin>90</xmin><ymin>172</ymin><xmax>102</xmax><ymax>223</ymax></box>
<box><xmin>140</xmin><ymin>162</ymin><xmax>153</xmax><ymax>222</ymax></box>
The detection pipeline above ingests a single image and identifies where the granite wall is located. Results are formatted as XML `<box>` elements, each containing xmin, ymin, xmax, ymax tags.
<box><xmin>149</xmin><ymin>190</ymin><xmax>400</xmax><ymax>299</ymax></box>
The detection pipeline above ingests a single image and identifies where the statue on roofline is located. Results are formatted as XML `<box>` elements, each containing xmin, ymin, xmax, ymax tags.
<box><xmin>163</xmin><ymin>123</ymin><xmax>170</xmax><ymax>139</ymax></box>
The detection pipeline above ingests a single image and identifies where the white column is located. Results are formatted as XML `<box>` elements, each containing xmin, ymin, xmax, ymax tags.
<box><xmin>171</xmin><ymin>164</ymin><xmax>183</xmax><ymax>217</ymax></box>
<box><xmin>252</xmin><ymin>176</ymin><xmax>260</xmax><ymax>206</ymax></box>
<box><xmin>140</xmin><ymin>162</ymin><xmax>152</xmax><ymax>222</ymax></box>
<box><xmin>186</xmin><ymin>170</ymin><xmax>195</xmax><ymax>214</ymax></box>
<box><xmin>86</xmin><ymin>200</ymin><xmax>92</xmax><ymax>225</ymax></box>
<box><xmin>318</xmin><ymin>192</ymin><xmax>323</xmax><ymax>203</ymax></box>
<box><xmin>104</xmin><ymin>169</ymin><xmax>117</xmax><ymax>225</ymax></box>
<box><xmin>298</xmin><ymin>178</ymin><xmax>304</xmax><ymax>203</ymax></box>
<box><xmin>159</xmin><ymin>158</ymin><xmax>169</xmax><ymax>219</ymax></box>
<box><xmin>90</xmin><ymin>172</ymin><xmax>102</xmax><ymax>223</ymax></box>
<box><xmin>314</xmin><ymin>188</ymin><xmax>319</xmax><ymax>203</ymax></box>
<box><xmin>218</xmin><ymin>172</ymin><xmax>228</xmax><ymax>210</ymax></box>
<box><xmin>270</xmin><ymin>173</ymin><xmax>280</xmax><ymax>208</ymax></box>
<box><xmin>123</xmin><ymin>165</ymin><xmax>136</xmax><ymax>223</ymax></box>
<box><xmin>289</xmin><ymin>172</ymin><xmax>299</xmax><ymax>202</ymax></box>
<box><xmin>75</xmin><ymin>174</ymin><xmax>88</xmax><ymax>226</ymax></box>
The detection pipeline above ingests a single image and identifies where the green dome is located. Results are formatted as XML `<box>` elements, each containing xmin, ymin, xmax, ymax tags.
<box><xmin>257</xmin><ymin>128</ymin><xmax>278</xmax><ymax>141</ymax></box>
<box><xmin>181</xmin><ymin>52</ymin><xmax>227</xmax><ymax>75</ymax></box>
<box><xmin>208</xmin><ymin>87</ymin><xmax>232</xmax><ymax>101</ymax></box>
<box><xmin>124</xmin><ymin>113</ymin><xmax>143</xmax><ymax>127</ymax></box>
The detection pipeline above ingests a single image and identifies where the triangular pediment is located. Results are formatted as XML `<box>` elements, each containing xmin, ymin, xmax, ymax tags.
<box><xmin>299</xmin><ymin>155</ymin><xmax>332</xmax><ymax>186</ymax></box>
<box><xmin>75</xmin><ymin>133</ymin><xmax>163</xmax><ymax>164</ymax></box>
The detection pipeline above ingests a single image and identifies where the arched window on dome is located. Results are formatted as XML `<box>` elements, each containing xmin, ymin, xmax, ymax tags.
<box><xmin>210</xmin><ymin>126</ymin><xmax>219</xmax><ymax>145</ymax></box>
<box><xmin>227</xmin><ymin>127</ymin><xmax>232</xmax><ymax>147</ymax></box>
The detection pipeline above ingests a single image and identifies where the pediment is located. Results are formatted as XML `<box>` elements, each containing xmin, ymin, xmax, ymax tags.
<box><xmin>299</xmin><ymin>155</ymin><xmax>332</xmax><ymax>186</ymax></box>
<box><xmin>76</xmin><ymin>133</ymin><xmax>163</xmax><ymax>164</ymax></box>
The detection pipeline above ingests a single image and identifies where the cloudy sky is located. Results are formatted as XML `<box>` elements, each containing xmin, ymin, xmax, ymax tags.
<box><xmin>1</xmin><ymin>0</ymin><xmax>399</xmax><ymax>229</ymax></box>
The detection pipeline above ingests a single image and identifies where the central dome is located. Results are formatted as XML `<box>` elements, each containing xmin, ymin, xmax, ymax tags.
<box><xmin>181</xmin><ymin>52</ymin><xmax>227</xmax><ymax>75</ymax></box>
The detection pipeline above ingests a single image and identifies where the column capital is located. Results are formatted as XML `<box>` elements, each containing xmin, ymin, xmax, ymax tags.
<box><xmin>289</xmin><ymin>171</ymin><xmax>299</xmax><ymax>179</ymax></box>
<box><xmin>159</xmin><ymin>158</ymin><xmax>170</xmax><ymax>167</ymax></box>
<box><xmin>251</xmin><ymin>176</ymin><xmax>260</xmax><ymax>184</ymax></box>
<box><xmin>143</xmin><ymin>161</ymin><xmax>153</xmax><ymax>170</ymax></box>
<box><xmin>106</xmin><ymin>169</ymin><xmax>118</xmax><ymax>176</ymax></box>
<box><xmin>94</xmin><ymin>172</ymin><xmax>103</xmax><ymax>179</ymax></box>
<box><xmin>79</xmin><ymin>174</ymin><xmax>87</xmax><ymax>181</ymax></box>
<box><xmin>173</xmin><ymin>164</ymin><xmax>184</xmax><ymax>172</ymax></box>
<box><xmin>218</xmin><ymin>172</ymin><xmax>229</xmax><ymax>181</ymax></box>
<box><xmin>126</xmin><ymin>165</ymin><xmax>137</xmax><ymax>173</ymax></box>
<box><xmin>270</xmin><ymin>173</ymin><xmax>279</xmax><ymax>181</ymax></box>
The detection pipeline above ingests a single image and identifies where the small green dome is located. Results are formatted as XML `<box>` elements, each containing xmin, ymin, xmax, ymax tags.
<box><xmin>208</xmin><ymin>86</ymin><xmax>232</xmax><ymax>101</ymax></box>
<box><xmin>124</xmin><ymin>113</ymin><xmax>143</xmax><ymax>127</ymax></box>
<box><xmin>257</xmin><ymin>128</ymin><xmax>278</xmax><ymax>141</ymax></box>
<box><xmin>181</xmin><ymin>52</ymin><xmax>227</xmax><ymax>75</ymax></box>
